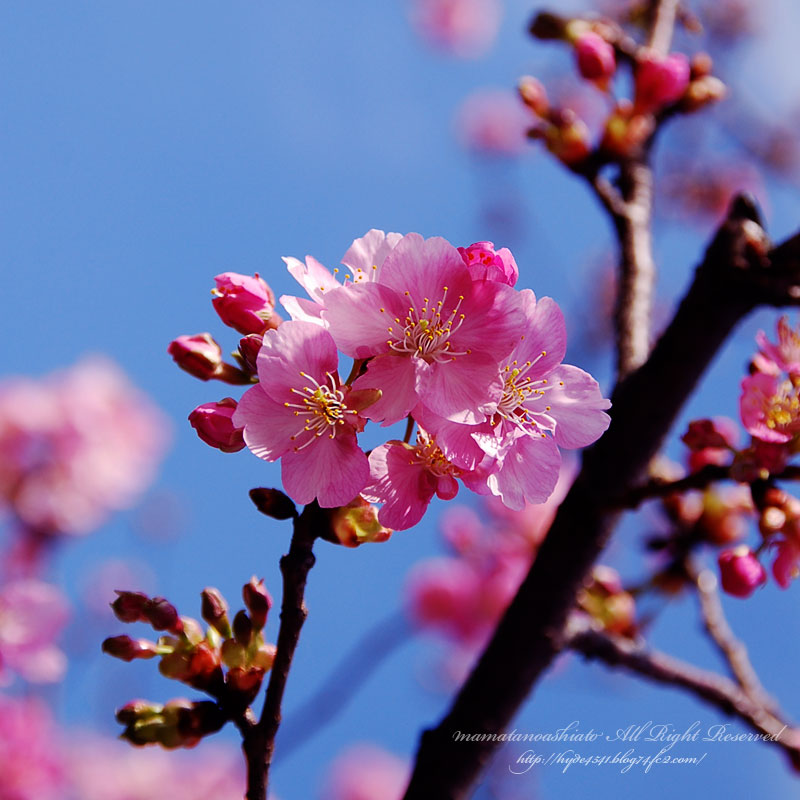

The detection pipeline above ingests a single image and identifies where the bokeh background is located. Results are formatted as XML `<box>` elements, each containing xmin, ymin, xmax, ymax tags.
<box><xmin>3</xmin><ymin>0</ymin><xmax>800</xmax><ymax>797</ymax></box>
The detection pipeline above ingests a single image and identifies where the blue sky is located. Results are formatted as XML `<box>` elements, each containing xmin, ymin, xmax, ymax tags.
<box><xmin>3</xmin><ymin>1</ymin><xmax>800</xmax><ymax>797</ymax></box>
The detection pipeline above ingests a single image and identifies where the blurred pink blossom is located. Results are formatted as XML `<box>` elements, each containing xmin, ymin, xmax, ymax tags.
<box><xmin>322</xmin><ymin>743</ymin><xmax>408</xmax><ymax>800</ymax></box>
<box><xmin>456</xmin><ymin>89</ymin><xmax>531</xmax><ymax>156</ymax></box>
<box><xmin>0</xmin><ymin>579</ymin><xmax>69</xmax><ymax>684</ymax></box>
<box><xmin>0</xmin><ymin>357</ymin><xmax>169</xmax><ymax>541</ymax></box>
<box><xmin>0</xmin><ymin>694</ymin><xmax>65</xmax><ymax>799</ymax></box>
<box><xmin>409</xmin><ymin>0</ymin><xmax>501</xmax><ymax>58</ymax></box>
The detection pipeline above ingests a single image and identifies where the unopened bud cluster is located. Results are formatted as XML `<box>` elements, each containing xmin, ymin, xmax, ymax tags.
<box><xmin>103</xmin><ymin>579</ymin><xmax>275</xmax><ymax>747</ymax></box>
<box><xmin>520</xmin><ymin>10</ymin><xmax>726</xmax><ymax>167</ymax></box>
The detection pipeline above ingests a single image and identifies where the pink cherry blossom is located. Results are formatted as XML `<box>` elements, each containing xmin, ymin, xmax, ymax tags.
<box><xmin>280</xmin><ymin>229</ymin><xmax>402</xmax><ymax>325</ymax></box>
<box><xmin>0</xmin><ymin>358</ymin><xmax>169</xmax><ymax>540</ymax></box>
<box><xmin>409</xmin><ymin>0</ymin><xmax>501</xmax><ymax>58</ymax></box>
<box><xmin>455</xmin><ymin>89</ymin><xmax>530</xmax><ymax>156</ymax></box>
<box><xmin>740</xmin><ymin>372</ymin><xmax>800</xmax><ymax>444</ymax></box>
<box><xmin>211</xmin><ymin>272</ymin><xmax>281</xmax><ymax>335</ymax></box>
<box><xmin>363</xmin><ymin>430</ymin><xmax>463</xmax><ymax>530</ymax></box>
<box><xmin>323</xmin><ymin>743</ymin><xmax>408</xmax><ymax>800</ymax></box>
<box><xmin>323</xmin><ymin>233</ymin><xmax>525</xmax><ymax>425</ymax></box>
<box><xmin>756</xmin><ymin>316</ymin><xmax>800</xmax><ymax>375</ymax></box>
<box><xmin>772</xmin><ymin>538</ymin><xmax>800</xmax><ymax>589</ymax></box>
<box><xmin>0</xmin><ymin>579</ymin><xmax>69</xmax><ymax>684</ymax></box>
<box><xmin>0</xmin><ymin>694</ymin><xmax>65</xmax><ymax>799</ymax></box>
<box><xmin>233</xmin><ymin>321</ymin><xmax>370</xmax><ymax>507</ymax></box>
<box><xmin>458</xmin><ymin>241</ymin><xmax>519</xmax><ymax>286</ymax></box>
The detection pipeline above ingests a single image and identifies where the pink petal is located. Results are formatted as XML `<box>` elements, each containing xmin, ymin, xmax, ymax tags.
<box><xmin>415</xmin><ymin>350</ymin><xmax>503</xmax><ymax>424</ymax></box>
<box><xmin>413</xmin><ymin>405</ymin><xmax>488</xmax><ymax>470</ymax></box>
<box><xmin>233</xmin><ymin>385</ymin><xmax>299</xmax><ymax>461</ymax></box>
<box><xmin>513</xmin><ymin>292</ymin><xmax>567</xmax><ymax>375</ymax></box>
<box><xmin>487</xmin><ymin>433</ymin><xmax>561</xmax><ymax>510</ymax></box>
<box><xmin>283</xmin><ymin>255</ymin><xmax>339</xmax><ymax>302</ymax></box>
<box><xmin>352</xmin><ymin>354</ymin><xmax>420</xmax><ymax>425</ymax></box>
<box><xmin>279</xmin><ymin>293</ymin><xmax>326</xmax><ymax>325</ymax></box>
<box><xmin>256</xmin><ymin>321</ymin><xmax>339</xmax><ymax>404</ymax></box>
<box><xmin>321</xmin><ymin>282</ymin><xmax>401</xmax><ymax>359</ymax></box>
<box><xmin>341</xmin><ymin>229</ymin><xmax>402</xmax><ymax>279</ymax></box>
<box><xmin>543</xmin><ymin>364</ymin><xmax>612</xmax><ymax>449</ymax></box>
<box><xmin>364</xmin><ymin>443</ymin><xmax>436</xmax><ymax>530</ymax></box>
<box><xmin>281</xmin><ymin>434</ymin><xmax>369</xmax><ymax>508</ymax></box>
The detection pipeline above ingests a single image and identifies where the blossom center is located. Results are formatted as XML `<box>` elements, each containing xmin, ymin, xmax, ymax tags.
<box><xmin>284</xmin><ymin>372</ymin><xmax>356</xmax><ymax>450</ymax></box>
<box><xmin>383</xmin><ymin>287</ymin><xmax>470</xmax><ymax>363</ymax></box>
<box><xmin>764</xmin><ymin>381</ymin><xmax>800</xmax><ymax>432</ymax></box>
<box><xmin>495</xmin><ymin>352</ymin><xmax>555</xmax><ymax>431</ymax></box>
<box><xmin>413</xmin><ymin>431</ymin><xmax>461</xmax><ymax>477</ymax></box>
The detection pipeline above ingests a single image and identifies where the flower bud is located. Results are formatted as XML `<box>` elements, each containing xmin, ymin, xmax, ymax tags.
<box><xmin>574</xmin><ymin>32</ymin><xmax>616</xmax><ymax>89</ymax></box>
<box><xmin>458</xmin><ymin>242</ymin><xmax>519</xmax><ymax>287</ymax></box>
<box><xmin>243</xmin><ymin>577</ymin><xmax>272</xmax><ymax>630</ymax></box>
<box><xmin>232</xmin><ymin>610</ymin><xmax>254</xmax><ymax>648</ymax></box>
<box><xmin>237</xmin><ymin>334</ymin><xmax>264</xmax><ymax>374</ymax></box>
<box><xmin>111</xmin><ymin>590</ymin><xmax>150</xmax><ymax>623</ymax></box>
<box><xmin>168</xmin><ymin>334</ymin><xmax>224</xmax><ymax>381</ymax></box>
<box><xmin>102</xmin><ymin>635</ymin><xmax>159</xmax><ymax>662</ymax></box>
<box><xmin>248</xmin><ymin>487</ymin><xmax>297</xmax><ymax>519</ymax></box>
<box><xmin>188</xmin><ymin>398</ymin><xmax>246</xmax><ymax>453</ymax></box>
<box><xmin>226</xmin><ymin>666</ymin><xmax>265</xmax><ymax>702</ymax></box>
<box><xmin>601</xmin><ymin>102</ymin><xmax>654</xmax><ymax>158</ymax></box>
<box><xmin>212</xmin><ymin>272</ymin><xmax>281</xmax><ymax>336</ymax></box>
<box><xmin>201</xmin><ymin>587</ymin><xmax>231</xmax><ymax>637</ymax></box>
<box><xmin>773</xmin><ymin>539</ymin><xmax>800</xmax><ymax>589</ymax></box>
<box><xmin>116</xmin><ymin>699</ymin><xmax>162</xmax><ymax>725</ymax></box>
<box><xmin>324</xmin><ymin>496</ymin><xmax>393</xmax><ymax>548</ymax></box>
<box><xmin>518</xmin><ymin>76</ymin><xmax>549</xmax><ymax>117</ymax></box>
<box><xmin>681</xmin><ymin>75</ymin><xmax>727</xmax><ymax>113</ymax></box>
<box><xmin>146</xmin><ymin>597</ymin><xmax>184</xmax><ymax>634</ymax></box>
<box><xmin>544</xmin><ymin>110</ymin><xmax>591</xmax><ymax>166</ymax></box>
<box><xmin>634</xmin><ymin>51</ymin><xmax>690</xmax><ymax>113</ymax></box>
<box><xmin>718</xmin><ymin>547</ymin><xmax>767</xmax><ymax>598</ymax></box>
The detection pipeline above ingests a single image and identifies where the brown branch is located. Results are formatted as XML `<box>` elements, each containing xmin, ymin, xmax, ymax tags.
<box><xmin>615</xmin><ymin>463</ymin><xmax>732</xmax><ymax>508</ymax></box>
<box><xmin>402</xmin><ymin>198</ymin><xmax>800</xmax><ymax>800</ymax></box>
<box><xmin>686</xmin><ymin>558</ymin><xmax>777</xmax><ymax>711</ymax></box>
<box><xmin>566</xmin><ymin>618</ymin><xmax>800</xmax><ymax>770</ymax></box>
<box><xmin>646</xmin><ymin>0</ymin><xmax>680</xmax><ymax>56</ymax></box>
<box><xmin>240</xmin><ymin>502</ymin><xmax>321</xmax><ymax>800</ymax></box>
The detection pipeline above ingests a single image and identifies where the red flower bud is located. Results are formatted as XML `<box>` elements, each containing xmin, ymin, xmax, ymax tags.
<box><xmin>574</xmin><ymin>32</ymin><xmax>616</xmax><ymax>88</ymax></box>
<box><xmin>718</xmin><ymin>547</ymin><xmax>767</xmax><ymax>598</ymax></box>
<box><xmin>168</xmin><ymin>333</ymin><xmax>224</xmax><ymax>381</ymax></box>
<box><xmin>212</xmin><ymin>272</ymin><xmax>281</xmax><ymax>336</ymax></box>
<box><xmin>188</xmin><ymin>398</ymin><xmax>246</xmax><ymax>453</ymax></box>
<box><xmin>201</xmin><ymin>587</ymin><xmax>231</xmax><ymax>637</ymax></box>
<box><xmin>102</xmin><ymin>635</ymin><xmax>159</xmax><ymax>662</ymax></box>
<box><xmin>242</xmin><ymin>577</ymin><xmax>272</xmax><ymax>630</ymax></box>
<box><xmin>146</xmin><ymin>597</ymin><xmax>184</xmax><ymax>634</ymax></box>
<box><xmin>111</xmin><ymin>590</ymin><xmax>150</xmax><ymax>623</ymax></box>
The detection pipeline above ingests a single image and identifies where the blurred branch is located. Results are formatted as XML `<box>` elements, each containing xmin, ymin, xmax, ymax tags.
<box><xmin>403</xmin><ymin>198</ymin><xmax>800</xmax><ymax>799</ymax></box>
<box><xmin>276</xmin><ymin>611</ymin><xmax>411</xmax><ymax>762</ymax></box>
<box><xmin>613</xmin><ymin>463</ymin><xmax>731</xmax><ymax>508</ymax></box>
<box><xmin>566</xmin><ymin>616</ymin><xmax>800</xmax><ymax>770</ymax></box>
<box><xmin>241</xmin><ymin>502</ymin><xmax>320</xmax><ymax>800</ymax></box>
<box><xmin>646</xmin><ymin>0</ymin><xmax>680</xmax><ymax>55</ymax></box>
<box><xmin>686</xmin><ymin>558</ymin><xmax>777</xmax><ymax>711</ymax></box>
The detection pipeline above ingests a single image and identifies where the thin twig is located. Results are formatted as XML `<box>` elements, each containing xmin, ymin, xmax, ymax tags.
<box><xmin>567</xmin><ymin>617</ymin><xmax>800</xmax><ymax>770</ymax></box>
<box><xmin>686</xmin><ymin>557</ymin><xmax>777</xmax><ymax>711</ymax></box>
<box><xmin>240</xmin><ymin>502</ymin><xmax>321</xmax><ymax>800</ymax></box>
<box><xmin>646</xmin><ymin>0</ymin><xmax>680</xmax><ymax>55</ymax></box>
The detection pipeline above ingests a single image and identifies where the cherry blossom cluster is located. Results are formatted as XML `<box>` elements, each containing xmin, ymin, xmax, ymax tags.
<box><xmin>519</xmin><ymin>13</ymin><xmax>726</xmax><ymax>167</ymax></box>
<box><xmin>103</xmin><ymin>581</ymin><xmax>274</xmax><ymax>748</ymax></box>
<box><xmin>170</xmin><ymin>231</ymin><xmax>611</xmax><ymax>530</ymax></box>
<box><xmin>0</xmin><ymin>358</ymin><xmax>169</xmax><ymax>548</ymax></box>
<box><xmin>642</xmin><ymin>317</ymin><xmax>800</xmax><ymax>598</ymax></box>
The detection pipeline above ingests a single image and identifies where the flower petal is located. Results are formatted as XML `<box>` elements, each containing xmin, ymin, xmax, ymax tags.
<box><xmin>543</xmin><ymin>365</ymin><xmax>611</xmax><ymax>449</ymax></box>
<box><xmin>352</xmin><ymin>354</ymin><xmax>419</xmax><ymax>425</ymax></box>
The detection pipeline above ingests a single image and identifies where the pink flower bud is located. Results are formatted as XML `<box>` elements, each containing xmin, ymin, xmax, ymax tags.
<box><xmin>718</xmin><ymin>547</ymin><xmax>767</xmax><ymax>598</ymax></box>
<box><xmin>168</xmin><ymin>333</ymin><xmax>224</xmax><ymax>381</ymax></box>
<box><xmin>544</xmin><ymin>110</ymin><xmax>591</xmax><ymax>166</ymax></box>
<box><xmin>773</xmin><ymin>539</ymin><xmax>800</xmax><ymax>589</ymax></box>
<box><xmin>242</xmin><ymin>577</ymin><xmax>272</xmax><ymax>630</ymax></box>
<box><xmin>458</xmin><ymin>241</ymin><xmax>519</xmax><ymax>286</ymax></box>
<box><xmin>574</xmin><ymin>32</ymin><xmax>616</xmax><ymax>87</ymax></box>
<box><xmin>188</xmin><ymin>398</ymin><xmax>246</xmax><ymax>453</ymax></box>
<box><xmin>238</xmin><ymin>333</ymin><xmax>264</xmax><ymax>374</ymax></box>
<box><xmin>682</xmin><ymin>418</ymin><xmax>737</xmax><ymax>451</ymax></box>
<box><xmin>634</xmin><ymin>51</ymin><xmax>690</xmax><ymax>113</ymax></box>
<box><xmin>102</xmin><ymin>635</ymin><xmax>159</xmax><ymax>661</ymax></box>
<box><xmin>212</xmin><ymin>272</ymin><xmax>281</xmax><ymax>336</ymax></box>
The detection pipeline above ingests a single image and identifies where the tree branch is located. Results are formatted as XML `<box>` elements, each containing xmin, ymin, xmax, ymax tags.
<box><xmin>566</xmin><ymin>617</ymin><xmax>800</xmax><ymax>770</ymax></box>
<box><xmin>240</xmin><ymin>502</ymin><xmax>321</xmax><ymax>800</ymax></box>
<box><xmin>646</xmin><ymin>0</ymin><xmax>680</xmax><ymax>56</ymax></box>
<box><xmin>686</xmin><ymin>558</ymin><xmax>777</xmax><ymax>711</ymax></box>
<box><xmin>402</xmin><ymin>198</ymin><xmax>800</xmax><ymax>800</ymax></box>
